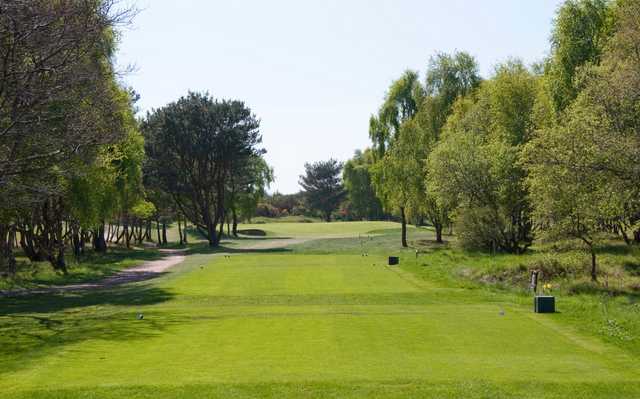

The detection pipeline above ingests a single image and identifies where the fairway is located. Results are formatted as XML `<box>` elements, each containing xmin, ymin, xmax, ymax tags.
<box><xmin>238</xmin><ymin>221</ymin><xmax>402</xmax><ymax>237</ymax></box>
<box><xmin>2</xmin><ymin>249</ymin><xmax>639</xmax><ymax>398</ymax></box>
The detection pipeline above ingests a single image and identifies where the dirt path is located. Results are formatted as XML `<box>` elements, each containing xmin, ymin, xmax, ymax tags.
<box><xmin>1</xmin><ymin>236</ymin><xmax>313</xmax><ymax>297</ymax></box>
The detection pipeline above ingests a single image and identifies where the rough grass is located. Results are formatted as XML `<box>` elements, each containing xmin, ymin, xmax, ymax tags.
<box><xmin>0</xmin><ymin>248</ymin><xmax>162</xmax><ymax>291</ymax></box>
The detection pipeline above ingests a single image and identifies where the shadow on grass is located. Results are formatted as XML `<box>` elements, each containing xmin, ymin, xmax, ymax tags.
<box><xmin>0</xmin><ymin>283</ymin><xmax>174</xmax><ymax>316</ymax></box>
<box><xmin>0</xmin><ymin>283</ymin><xmax>176</xmax><ymax>375</ymax></box>
<box><xmin>567</xmin><ymin>281</ymin><xmax>640</xmax><ymax>299</ymax></box>
<box><xmin>623</xmin><ymin>260</ymin><xmax>640</xmax><ymax>276</ymax></box>
<box><xmin>184</xmin><ymin>243</ymin><xmax>292</xmax><ymax>256</ymax></box>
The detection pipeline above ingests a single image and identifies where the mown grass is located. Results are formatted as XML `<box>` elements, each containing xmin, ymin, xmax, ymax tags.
<box><xmin>290</xmin><ymin>227</ymin><xmax>640</xmax><ymax>355</ymax></box>
<box><xmin>1</xmin><ymin>221</ymin><xmax>639</xmax><ymax>398</ymax></box>
<box><xmin>237</xmin><ymin>220</ymin><xmax>406</xmax><ymax>237</ymax></box>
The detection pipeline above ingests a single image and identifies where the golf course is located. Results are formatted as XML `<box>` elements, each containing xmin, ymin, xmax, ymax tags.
<box><xmin>1</xmin><ymin>221</ymin><xmax>639</xmax><ymax>398</ymax></box>
<box><xmin>3</xmin><ymin>1</ymin><xmax>640</xmax><ymax>398</ymax></box>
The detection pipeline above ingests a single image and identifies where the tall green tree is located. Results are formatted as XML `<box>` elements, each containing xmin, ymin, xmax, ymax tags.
<box><xmin>370</xmin><ymin>70</ymin><xmax>423</xmax><ymax>157</ymax></box>
<box><xmin>343</xmin><ymin>149</ymin><xmax>383</xmax><ymax>220</ymax></box>
<box><xmin>299</xmin><ymin>159</ymin><xmax>346</xmax><ymax>222</ymax></box>
<box><xmin>371</xmin><ymin>119</ymin><xmax>429</xmax><ymax>247</ymax></box>
<box><xmin>143</xmin><ymin>92</ymin><xmax>263</xmax><ymax>247</ymax></box>
<box><xmin>227</xmin><ymin>155</ymin><xmax>273</xmax><ymax>235</ymax></box>
<box><xmin>370</xmin><ymin>52</ymin><xmax>480</xmax><ymax>247</ymax></box>
<box><xmin>427</xmin><ymin>60</ymin><xmax>537</xmax><ymax>253</ymax></box>
<box><xmin>545</xmin><ymin>0</ymin><xmax>613</xmax><ymax>112</ymax></box>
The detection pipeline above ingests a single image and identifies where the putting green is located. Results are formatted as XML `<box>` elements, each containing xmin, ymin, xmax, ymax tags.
<box><xmin>1</xmin><ymin>253</ymin><xmax>638</xmax><ymax>398</ymax></box>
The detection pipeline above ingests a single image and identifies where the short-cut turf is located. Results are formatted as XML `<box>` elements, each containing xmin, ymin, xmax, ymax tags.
<box><xmin>237</xmin><ymin>220</ymin><xmax>403</xmax><ymax>237</ymax></box>
<box><xmin>2</xmin><ymin>247</ymin><xmax>639</xmax><ymax>398</ymax></box>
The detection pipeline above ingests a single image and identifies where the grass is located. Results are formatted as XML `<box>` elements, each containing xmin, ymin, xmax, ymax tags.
<box><xmin>247</xmin><ymin>215</ymin><xmax>323</xmax><ymax>224</ymax></box>
<box><xmin>237</xmin><ymin>220</ymin><xmax>406</xmax><ymax>237</ymax></box>
<box><xmin>1</xmin><ymin>221</ymin><xmax>639</xmax><ymax>398</ymax></box>
<box><xmin>0</xmin><ymin>248</ymin><xmax>162</xmax><ymax>291</ymax></box>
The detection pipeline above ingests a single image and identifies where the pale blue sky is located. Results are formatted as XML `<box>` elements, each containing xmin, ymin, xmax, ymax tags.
<box><xmin>117</xmin><ymin>0</ymin><xmax>563</xmax><ymax>194</ymax></box>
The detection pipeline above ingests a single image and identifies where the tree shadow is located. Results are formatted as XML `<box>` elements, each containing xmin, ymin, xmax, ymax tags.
<box><xmin>0</xmin><ymin>283</ymin><xmax>176</xmax><ymax>376</ymax></box>
<box><xmin>0</xmin><ymin>283</ymin><xmax>174</xmax><ymax>316</ymax></box>
<box><xmin>596</xmin><ymin>243</ymin><xmax>638</xmax><ymax>256</ymax></box>
<box><xmin>185</xmin><ymin>243</ymin><xmax>292</xmax><ymax>256</ymax></box>
<box><xmin>567</xmin><ymin>281</ymin><xmax>640</xmax><ymax>299</ymax></box>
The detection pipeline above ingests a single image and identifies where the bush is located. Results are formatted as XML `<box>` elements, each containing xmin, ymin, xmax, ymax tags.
<box><xmin>454</xmin><ymin>206</ymin><xmax>532</xmax><ymax>254</ymax></box>
<box><xmin>455</xmin><ymin>206</ymin><xmax>502</xmax><ymax>251</ymax></box>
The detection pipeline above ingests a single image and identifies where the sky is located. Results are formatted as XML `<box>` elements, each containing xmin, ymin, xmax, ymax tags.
<box><xmin>116</xmin><ymin>0</ymin><xmax>564</xmax><ymax>194</ymax></box>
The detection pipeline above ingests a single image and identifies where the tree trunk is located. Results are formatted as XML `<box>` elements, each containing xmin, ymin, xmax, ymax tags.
<box><xmin>183</xmin><ymin>220</ymin><xmax>188</xmax><ymax>244</ymax></box>
<box><xmin>72</xmin><ymin>227</ymin><xmax>81</xmax><ymax>258</ymax></box>
<box><xmin>400</xmin><ymin>207</ymin><xmax>408</xmax><ymax>248</ymax></box>
<box><xmin>590</xmin><ymin>246</ymin><xmax>597</xmax><ymax>282</ymax></box>
<box><xmin>145</xmin><ymin>220</ymin><xmax>152</xmax><ymax>241</ymax></box>
<box><xmin>232</xmin><ymin>208</ymin><xmax>238</xmax><ymax>237</ymax></box>
<box><xmin>162</xmin><ymin>222</ymin><xmax>168</xmax><ymax>246</ymax></box>
<box><xmin>0</xmin><ymin>224</ymin><xmax>17</xmax><ymax>275</ymax></box>
<box><xmin>325</xmin><ymin>212</ymin><xmax>331</xmax><ymax>222</ymax></box>
<box><xmin>51</xmin><ymin>247</ymin><xmax>67</xmax><ymax>275</ymax></box>
<box><xmin>123</xmin><ymin>222</ymin><xmax>130</xmax><ymax>249</ymax></box>
<box><xmin>207</xmin><ymin>221</ymin><xmax>219</xmax><ymax>247</ymax></box>
<box><xmin>177</xmin><ymin>218</ymin><xmax>183</xmax><ymax>246</ymax></box>
<box><xmin>435</xmin><ymin>223</ymin><xmax>443</xmax><ymax>244</ymax></box>
<box><xmin>94</xmin><ymin>224</ymin><xmax>107</xmax><ymax>253</ymax></box>
<box><xmin>218</xmin><ymin>218</ymin><xmax>225</xmax><ymax>240</ymax></box>
<box><xmin>113</xmin><ymin>223</ymin><xmax>121</xmax><ymax>243</ymax></box>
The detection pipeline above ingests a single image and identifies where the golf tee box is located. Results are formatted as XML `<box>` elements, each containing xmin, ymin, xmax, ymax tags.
<box><xmin>388</xmin><ymin>256</ymin><xmax>399</xmax><ymax>266</ymax></box>
<box><xmin>534</xmin><ymin>295</ymin><xmax>555</xmax><ymax>313</ymax></box>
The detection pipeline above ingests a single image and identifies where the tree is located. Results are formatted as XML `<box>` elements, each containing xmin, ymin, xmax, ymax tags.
<box><xmin>545</xmin><ymin>0</ymin><xmax>613</xmax><ymax>112</ymax></box>
<box><xmin>371</xmin><ymin>120</ymin><xmax>428</xmax><ymax>247</ymax></box>
<box><xmin>368</xmin><ymin>52</ymin><xmax>480</xmax><ymax>247</ymax></box>
<box><xmin>343</xmin><ymin>149</ymin><xmax>384</xmax><ymax>220</ymax></box>
<box><xmin>524</xmin><ymin>0</ymin><xmax>640</xmax><ymax>280</ymax></box>
<box><xmin>299</xmin><ymin>159</ymin><xmax>346</xmax><ymax>222</ymax></box>
<box><xmin>143</xmin><ymin>92</ymin><xmax>263</xmax><ymax>247</ymax></box>
<box><xmin>370</xmin><ymin>70</ymin><xmax>423</xmax><ymax>157</ymax></box>
<box><xmin>0</xmin><ymin>1</ymin><xmax>136</xmax><ymax>272</ymax></box>
<box><xmin>368</xmin><ymin>71</ymin><xmax>424</xmax><ymax>246</ymax></box>
<box><xmin>0</xmin><ymin>0</ymin><xmax>133</xmax><ymax>201</ymax></box>
<box><xmin>423</xmin><ymin>51</ymin><xmax>482</xmax><ymax>135</ymax></box>
<box><xmin>426</xmin><ymin>60</ymin><xmax>537</xmax><ymax>253</ymax></box>
<box><xmin>523</xmin><ymin>105</ymin><xmax>623</xmax><ymax>281</ymax></box>
<box><xmin>227</xmin><ymin>155</ymin><xmax>273</xmax><ymax>235</ymax></box>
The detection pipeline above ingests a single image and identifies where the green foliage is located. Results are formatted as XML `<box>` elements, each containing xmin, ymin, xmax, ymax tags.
<box><xmin>424</xmin><ymin>51</ymin><xmax>482</xmax><ymax>132</ymax></box>
<box><xmin>142</xmin><ymin>92</ymin><xmax>263</xmax><ymax>246</ymax></box>
<box><xmin>546</xmin><ymin>0</ymin><xmax>613</xmax><ymax>112</ymax></box>
<box><xmin>343</xmin><ymin>149</ymin><xmax>383</xmax><ymax>220</ymax></box>
<box><xmin>234</xmin><ymin>156</ymin><xmax>274</xmax><ymax>223</ymax></box>
<box><xmin>299</xmin><ymin>159</ymin><xmax>346</xmax><ymax>222</ymax></box>
<box><xmin>525</xmin><ymin>0</ymin><xmax>640</xmax><ymax>278</ymax></box>
<box><xmin>427</xmin><ymin>60</ymin><xmax>537</xmax><ymax>253</ymax></box>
